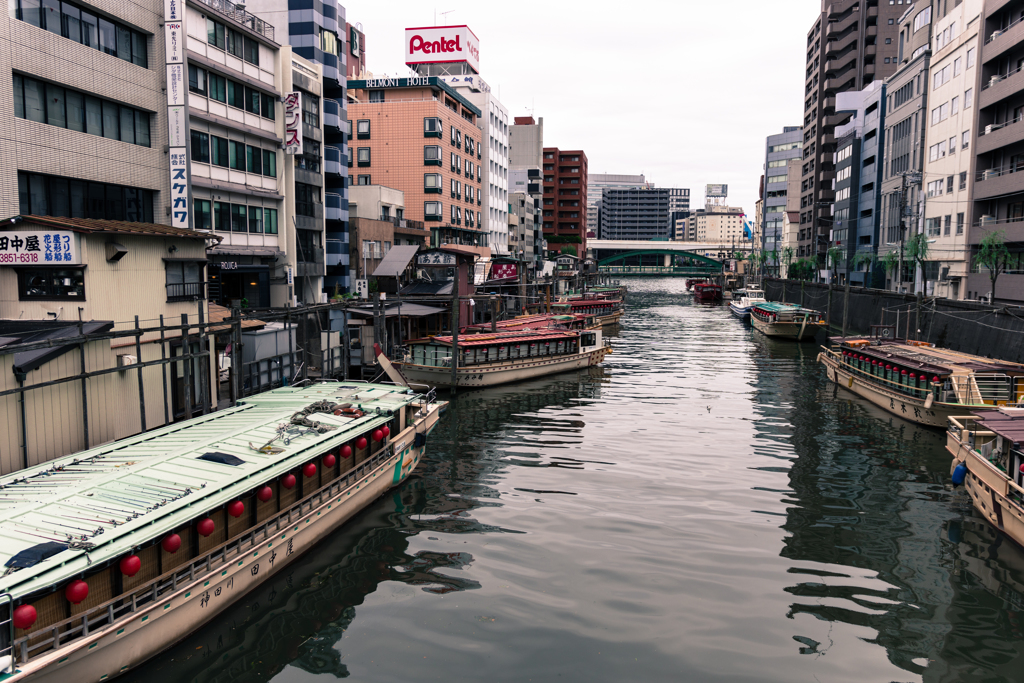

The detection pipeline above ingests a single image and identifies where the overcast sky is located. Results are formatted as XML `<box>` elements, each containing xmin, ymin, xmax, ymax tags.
<box><xmin>347</xmin><ymin>0</ymin><xmax>818</xmax><ymax>216</ymax></box>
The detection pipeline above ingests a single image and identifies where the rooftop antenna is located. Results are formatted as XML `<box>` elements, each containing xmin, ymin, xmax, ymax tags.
<box><xmin>436</xmin><ymin>9</ymin><xmax>454</xmax><ymax>23</ymax></box>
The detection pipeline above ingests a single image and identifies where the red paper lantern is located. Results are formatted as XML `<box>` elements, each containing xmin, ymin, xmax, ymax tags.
<box><xmin>197</xmin><ymin>518</ymin><xmax>215</xmax><ymax>537</ymax></box>
<box><xmin>382</xmin><ymin>426</ymin><xmax>390</xmax><ymax>438</ymax></box>
<box><xmin>12</xmin><ymin>604</ymin><xmax>37</xmax><ymax>630</ymax></box>
<box><xmin>65</xmin><ymin>580</ymin><xmax>89</xmax><ymax>605</ymax></box>
<box><xmin>886</xmin><ymin>365</ymin><xmax>892</xmax><ymax>370</ymax></box>
<box><xmin>119</xmin><ymin>555</ymin><xmax>142</xmax><ymax>577</ymax></box>
<box><xmin>372</xmin><ymin>429</ymin><xmax>383</xmax><ymax>443</ymax></box>
<box><xmin>303</xmin><ymin>462</ymin><xmax>317</xmax><ymax>478</ymax></box>
<box><xmin>257</xmin><ymin>485</ymin><xmax>274</xmax><ymax>502</ymax></box>
<box><xmin>901</xmin><ymin>370</ymin><xmax>908</xmax><ymax>375</ymax></box>
<box><xmin>341</xmin><ymin>445</ymin><xmax>352</xmax><ymax>458</ymax></box>
<box><xmin>228</xmin><ymin>501</ymin><xmax>245</xmax><ymax>518</ymax></box>
<box><xmin>161</xmin><ymin>533</ymin><xmax>182</xmax><ymax>554</ymax></box>
<box><xmin>324</xmin><ymin>454</ymin><xmax>337</xmax><ymax>468</ymax></box>
<box><xmin>933</xmin><ymin>376</ymin><xmax>940</xmax><ymax>383</ymax></box>
<box><xmin>909</xmin><ymin>373</ymin><xmax>916</xmax><ymax>380</ymax></box>
<box><xmin>282</xmin><ymin>474</ymin><xmax>296</xmax><ymax>489</ymax></box>
<box><xmin>356</xmin><ymin>437</ymin><xmax>368</xmax><ymax>449</ymax></box>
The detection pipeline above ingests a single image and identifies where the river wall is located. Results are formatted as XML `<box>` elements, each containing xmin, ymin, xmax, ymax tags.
<box><xmin>762</xmin><ymin>278</ymin><xmax>1024</xmax><ymax>363</ymax></box>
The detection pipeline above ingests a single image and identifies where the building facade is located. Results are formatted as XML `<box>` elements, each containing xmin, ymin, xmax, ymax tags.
<box><xmin>762</xmin><ymin>126</ymin><xmax>803</xmax><ymax>259</ymax></box>
<box><xmin>690</xmin><ymin>205</ymin><xmax>747</xmax><ymax>243</ymax></box>
<box><xmin>599</xmin><ymin>188</ymin><xmax>672</xmax><ymax>240</ymax></box>
<box><xmin>800</xmin><ymin>0</ymin><xmax>903</xmax><ymax>263</ymax></box>
<box><xmin>586</xmin><ymin>173</ymin><xmax>651</xmax><ymax>237</ymax></box>
<box><xmin>542</xmin><ymin>148</ymin><xmax>588</xmax><ymax>253</ymax></box>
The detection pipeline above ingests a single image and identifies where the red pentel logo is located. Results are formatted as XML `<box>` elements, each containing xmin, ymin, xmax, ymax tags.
<box><xmin>409</xmin><ymin>33</ymin><xmax>462</xmax><ymax>56</ymax></box>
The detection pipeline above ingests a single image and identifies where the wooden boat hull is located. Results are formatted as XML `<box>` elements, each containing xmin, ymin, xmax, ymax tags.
<box><xmin>596</xmin><ymin>310</ymin><xmax>623</xmax><ymax>327</ymax></box>
<box><xmin>820</xmin><ymin>352</ymin><xmax>958</xmax><ymax>428</ymax></box>
<box><xmin>948</xmin><ymin>434</ymin><xmax>1024</xmax><ymax>547</ymax></box>
<box><xmin>750</xmin><ymin>314</ymin><xmax>822</xmax><ymax>339</ymax></box>
<box><xmin>396</xmin><ymin>348</ymin><xmax>609</xmax><ymax>389</ymax></box>
<box><xmin>8</xmin><ymin>405</ymin><xmax>443</xmax><ymax>683</ymax></box>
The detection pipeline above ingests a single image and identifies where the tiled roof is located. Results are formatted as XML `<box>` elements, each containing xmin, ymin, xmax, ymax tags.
<box><xmin>421</xmin><ymin>329</ymin><xmax>578</xmax><ymax>347</ymax></box>
<box><xmin>2</xmin><ymin>216</ymin><xmax>221</xmax><ymax>241</ymax></box>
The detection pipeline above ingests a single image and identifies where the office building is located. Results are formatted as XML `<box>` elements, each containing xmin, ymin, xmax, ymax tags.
<box><xmin>510</xmin><ymin>116</ymin><xmax>543</xmax><ymax>170</ymax></box>
<box><xmin>668</xmin><ymin>187</ymin><xmax>690</xmax><ymax>239</ymax></box>
<box><xmin>599</xmin><ymin>188</ymin><xmax>671</xmax><ymax>240</ymax></box>
<box><xmin>800</xmin><ymin>0</ymin><xmax>903</xmax><ymax>262</ymax></box>
<box><xmin>969</xmin><ymin>0</ymin><xmax>1024</xmax><ymax>302</ymax></box>
<box><xmin>689</xmin><ymin>205</ymin><xmax>747</xmax><ymax>243</ymax></box>
<box><xmin>762</xmin><ymin>127</ymin><xmax>803</xmax><ymax>258</ymax></box>
<box><xmin>586</xmin><ymin>173</ymin><xmax>651</xmax><ymax>237</ymax></box>
<box><xmin>543</xmin><ymin>148</ymin><xmax>588</xmax><ymax>253</ymax></box>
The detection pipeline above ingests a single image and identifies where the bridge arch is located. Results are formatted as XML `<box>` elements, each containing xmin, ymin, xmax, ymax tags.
<box><xmin>597</xmin><ymin>249</ymin><xmax>723</xmax><ymax>268</ymax></box>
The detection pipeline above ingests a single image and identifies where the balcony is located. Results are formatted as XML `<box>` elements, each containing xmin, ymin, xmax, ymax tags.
<box><xmin>977</xmin><ymin>117</ymin><xmax>1024</xmax><ymax>154</ymax></box>
<box><xmin>980</xmin><ymin>67</ymin><xmax>1024</xmax><ymax>109</ymax></box>
<box><xmin>323</xmin><ymin>99</ymin><xmax>341</xmax><ymax>131</ymax></box>
<box><xmin>325</xmin><ymin>146</ymin><xmax>343</xmax><ymax>176</ymax></box>
<box><xmin>973</xmin><ymin>166</ymin><xmax>1024</xmax><ymax>200</ymax></box>
<box><xmin>191</xmin><ymin>0</ymin><xmax>275</xmax><ymax>41</ymax></box>
<box><xmin>824</xmin><ymin>112</ymin><xmax>850</xmax><ymax>127</ymax></box>
<box><xmin>325</xmin><ymin>193</ymin><xmax>344</xmax><ymax>221</ymax></box>
<box><xmin>986</xmin><ymin>0</ymin><xmax>1017</xmax><ymax>15</ymax></box>
<box><xmin>983</xmin><ymin>19</ymin><xmax>1024</xmax><ymax>65</ymax></box>
<box><xmin>866</xmin><ymin>25</ymin><xmax>876</xmax><ymax>38</ymax></box>
<box><xmin>166</xmin><ymin>281</ymin><xmax>205</xmax><ymax>302</ymax></box>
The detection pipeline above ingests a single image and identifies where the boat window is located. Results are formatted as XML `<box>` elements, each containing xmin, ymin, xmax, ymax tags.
<box><xmin>581</xmin><ymin>332</ymin><xmax>596</xmax><ymax>347</ymax></box>
<box><xmin>557</xmin><ymin>340</ymin><xmax>565</xmax><ymax>354</ymax></box>
<box><xmin>529</xmin><ymin>343</ymin><xmax>537</xmax><ymax>357</ymax></box>
<box><xmin>498</xmin><ymin>345</ymin><xmax>508</xmax><ymax>360</ymax></box>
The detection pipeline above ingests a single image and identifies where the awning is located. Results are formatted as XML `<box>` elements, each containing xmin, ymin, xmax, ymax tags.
<box><xmin>372</xmin><ymin>245</ymin><xmax>420</xmax><ymax>278</ymax></box>
<box><xmin>348</xmin><ymin>303</ymin><xmax>447</xmax><ymax>319</ymax></box>
<box><xmin>0</xmin><ymin>321</ymin><xmax>116</xmax><ymax>374</ymax></box>
<box><xmin>208</xmin><ymin>247</ymin><xmax>283</xmax><ymax>258</ymax></box>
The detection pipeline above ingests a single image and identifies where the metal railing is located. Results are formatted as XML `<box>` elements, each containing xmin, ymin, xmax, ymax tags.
<box><xmin>11</xmin><ymin>444</ymin><xmax>405</xmax><ymax>666</ymax></box>
<box><xmin>166</xmin><ymin>281</ymin><xmax>205</xmax><ymax>302</ymax></box>
<box><xmin>191</xmin><ymin>0</ymin><xmax>275</xmax><ymax>42</ymax></box>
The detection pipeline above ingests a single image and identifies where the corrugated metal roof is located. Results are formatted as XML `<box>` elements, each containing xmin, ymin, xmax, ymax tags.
<box><xmin>371</xmin><ymin>245</ymin><xmax>420</xmax><ymax>278</ymax></box>
<box><xmin>3</xmin><ymin>216</ymin><xmax>220</xmax><ymax>241</ymax></box>
<box><xmin>419</xmin><ymin>329</ymin><xmax>578</xmax><ymax>347</ymax></box>
<box><xmin>0</xmin><ymin>382</ymin><xmax>422</xmax><ymax>599</ymax></box>
<box><xmin>974</xmin><ymin>408</ymin><xmax>1024</xmax><ymax>445</ymax></box>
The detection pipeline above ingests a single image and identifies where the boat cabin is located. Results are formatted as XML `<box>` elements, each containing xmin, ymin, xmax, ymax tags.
<box><xmin>949</xmin><ymin>408</ymin><xmax>1024</xmax><ymax>489</ymax></box>
<box><xmin>406</xmin><ymin>329</ymin><xmax>602</xmax><ymax>368</ymax></box>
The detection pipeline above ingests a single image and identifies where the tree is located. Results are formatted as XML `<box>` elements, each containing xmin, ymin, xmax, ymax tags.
<box><xmin>905</xmin><ymin>233</ymin><xmax>930</xmax><ymax>294</ymax></box>
<box><xmin>826</xmin><ymin>245</ymin><xmax>844</xmax><ymax>283</ymax></box>
<box><xmin>975</xmin><ymin>230</ymin><xmax>1012</xmax><ymax>301</ymax></box>
<box><xmin>882</xmin><ymin>250</ymin><xmax>900</xmax><ymax>287</ymax></box>
<box><xmin>560</xmin><ymin>245</ymin><xmax>578</xmax><ymax>257</ymax></box>
<box><xmin>781</xmin><ymin>247</ymin><xmax>794</xmax><ymax>278</ymax></box>
<box><xmin>789</xmin><ymin>258</ymin><xmax>816</xmax><ymax>281</ymax></box>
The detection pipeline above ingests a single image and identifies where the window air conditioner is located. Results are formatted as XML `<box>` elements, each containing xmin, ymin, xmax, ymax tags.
<box><xmin>992</xmin><ymin>30</ymin><xmax>1004</xmax><ymax>40</ymax></box>
<box><xmin>980</xmin><ymin>214</ymin><xmax>996</xmax><ymax>225</ymax></box>
<box><xmin>985</xmin><ymin>124</ymin><xmax>995</xmax><ymax>135</ymax></box>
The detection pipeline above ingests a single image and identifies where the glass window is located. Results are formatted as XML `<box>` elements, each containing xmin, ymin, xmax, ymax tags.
<box><xmin>61</xmin><ymin>4</ymin><xmax>81</xmax><ymax>42</ymax></box>
<box><xmin>243</xmin><ymin>86</ymin><xmax>260</xmax><ymax>114</ymax></box>
<box><xmin>243</xmin><ymin>37</ymin><xmax>259</xmax><ymax>65</ymax></box>
<box><xmin>965</xmin><ymin>88</ymin><xmax>973</xmax><ymax>108</ymax></box>
<box><xmin>101</xmin><ymin>99</ymin><xmax>119</xmax><ymax>139</ymax></box>
<box><xmin>966</xmin><ymin>48</ymin><xmax>975</xmax><ymax>69</ymax></box>
<box><xmin>119</xmin><ymin>105</ymin><xmax>134</xmax><ymax>144</ymax></box>
<box><xmin>262</xmin><ymin>149</ymin><xmax>276</xmax><ymax>177</ymax></box>
<box><xmin>66</xmin><ymin>90</ymin><xmax>84</xmax><ymax>132</ymax></box>
<box><xmin>203</xmin><ymin>73</ymin><xmax>224</xmax><ymax>102</ymax></box>
<box><xmin>246</xmin><ymin>145</ymin><xmax>262</xmax><ymax>174</ymax></box>
<box><xmin>194</xmin><ymin>199</ymin><xmax>212</xmax><ymax>230</ymax></box>
<box><xmin>230</xmin><ymin>204</ymin><xmax>247</xmax><ymax>232</ymax></box>
<box><xmin>47</xmin><ymin>176</ymin><xmax>69</xmax><ymax>217</ymax></box>
<box><xmin>229</xmin><ymin>140</ymin><xmax>245</xmax><ymax>170</ymax></box>
<box><xmin>132</xmin><ymin>31</ymin><xmax>146</xmax><ymax>67</ymax></box>
<box><xmin>357</xmin><ymin>174</ymin><xmax>371</xmax><ymax>185</ymax></box>
<box><xmin>104</xmin><ymin>183</ymin><xmax>123</xmax><ymax>218</ymax></box>
<box><xmin>191</xmin><ymin>131</ymin><xmax>209</xmax><ymax>162</ymax></box>
<box><xmin>248</xmin><ymin>205</ymin><xmax>262</xmax><ymax>233</ymax></box>
<box><xmin>424</xmin><ymin>117</ymin><xmax>442</xmax><ymax>136</ymax></box>
<box><xmin>79</xmin><ymin>10</ymin><xmax>97</xmax><ymax>47</ymax></box>
<box><xmin>98</xmin><ymin>17</ymin><xmax>117</xmax><ymax>55</ymax></box>
<box><xmin>424</xmin><ymin>145</ymin><xmax>441</xmax><ymax>163</ymax></box>
<box><xmin>41</xmin><ymin>0</ymin><xmax>60</xmax><ymax>34</ymax></box>
<box><xmin>225</xmin><ymin>28</ymin><xmax>242</xmax><ymax>58</ymax></box>
<box><xmin>207</xmin><ymin>19</ymin><xmax>224</xmax><ymax>49</ymax></box>
<box><xmin>424</xmin><ymin>173</ymin><xmax>441</xmax><ymax>190</ymax></box>
<box><xmin>213</xmin><ymin>201</ymin><xmax>230</xmax><ymax>230</ymax></box>
<box><xmin>357</xmin><ymin>119</ymin><xmax>370</xmax><ymax>138</ymax></box>
<box><xmin>116</xmin><ymin>25</ymin><xmax>131</xmax><ymax>61</ymax></box>
<box><xmin>12</xmin><ymin>75</ymin><xmax>24</xmax><ymax>119</ymax></box>
<box><xmin>227</xmin><ymin>79</ymin><xmax>242</xmax><ymax>108</ymax></box>
<box><xmin>210</xmin><ymin>134</ymin><xmax>228</xmax><ymax>167</ymax></box>
<box><xmin>261</xmin><ymin>92</ymin><xmax>274</xmax><ymax>119</ymax></box>
<box><xmin>264</xmin><ymin>208</ymin><xmax>278</xmax><ymax>234</ymax></box>
<box><xmin>45</xmin><ymin>83</ymin><xmax>65</xmax><ymax>128</ymax></box>
<box><xmin>189</xmin><ymin>65</ymin><xmax>206</xmax><ymax>95</ymax></box>
<box><xmin>301</xmin><ymin>93</ymin><xmax>320</xmax><ymax>127</ymax></box>
<box><xmin>357</xmin><ymin>147</ymin><xmax>370</xmax><ymax>166</ymax></box>
<box><xmin>17</xmin><ymin>267</ymin><xmax>85</xmax><ymax>301</ymax></box>
<box><xmin>85</xmin><ymin>95</ymin><xmax>102</xmax><ymax>135</ymax></box>
<box><xmin>19</xmin><ymin>0</ymin><xmax>42</xmax><ymax>27</ymax></box>
<box><xmin>22</xmin><ymin>77</ymin><xmax>45</xmax><ymax>123</ymax></box>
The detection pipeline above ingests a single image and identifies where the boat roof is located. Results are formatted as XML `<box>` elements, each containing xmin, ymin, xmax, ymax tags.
<box><xmin>463</xmin><ymin>313</ymin><xmax>586</xmax><ymax>332</ymax></box>
<box><xmin>973</xmin><ymin>408</ymin><xmax>1024</xmax><ymax>446</ymax></box>
<box><xmin>832</xmin><ymin>338</ymin><xmax>1024</xmax><ymax>376</ymax></box>
<box><xmin>752</xmin><ymin>302</ymin><xmax>815</xmax><ymax>313</ymax></box>
<box><xmin>416</xmin><ymin>329</ymin><xmax>579</xmax><ymax>347</ymax></box>
<box><xmin>0</xmin><ymin>382</ymin><xmax>420</xmax><ymax>599</ymax></box>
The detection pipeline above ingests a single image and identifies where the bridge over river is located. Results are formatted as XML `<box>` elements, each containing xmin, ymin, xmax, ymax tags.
<box><xmin>586</xmin><ymin>239</ymin><xmax>755</xmax><ymax>277</ymax></box>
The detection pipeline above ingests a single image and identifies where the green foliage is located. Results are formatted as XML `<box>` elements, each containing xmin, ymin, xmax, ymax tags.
<box><xmin>560</xmin><ymin>245</ymin><xmax>578</xmax><ymax>257</ymax></box>
<box><xmin>826</xmin><ymin>246</ymin><xmax>844</xmax><ymax>272</ymax></box>
<box><xmin>788</xmin><ymin>258</ymin><xmax>816</xmax><ymax>280</ymax></box>
<box><xmin>853</xmin><ymin>252</ymin><xmax>875</xmax><ymax>269</ymax></box>
<box><xmin>882</xmin><ymin>250</ymin><xmax>900</xmax><ymax>276</ymax></box>
<box><xmin>545</xmin><ymin>235</ymin><xmax>582</xmax><ymax>244</ymax></box>
<box><xmin>781</xmin><ymin>247</ymin><xmax>794</xmax><ymax>266</ymax></box>
<box><xmin>906</xmin><ymin>233</ymin><xmax>930</xmax><ymax>266</ymax></box>
<box><xmin>975</xmin><ymin>230</ymin><xmax>1012</xmax><ymax>299</ymax></box>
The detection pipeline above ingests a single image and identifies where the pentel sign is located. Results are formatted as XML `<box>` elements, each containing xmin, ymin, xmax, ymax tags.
<box><xmin>405</xmin><ymin>25</ymin><xmax>480</xmax><ymax>72</ymax></box>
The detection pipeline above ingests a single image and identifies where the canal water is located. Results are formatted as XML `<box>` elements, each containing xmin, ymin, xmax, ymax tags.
<box><xmin>129</xmin><ymin>278</ymin><xmax>1024</xmax><ymax>683</ymax></box>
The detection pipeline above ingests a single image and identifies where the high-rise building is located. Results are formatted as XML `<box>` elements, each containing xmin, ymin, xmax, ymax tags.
<box><xmin>542</xmin><ymin>148</ymin><xmax>588</xmax><ymax>253</ymax></box>
<box><xmin>689</xmin><ymin>206</ymin><xmax>747</xmax><ymax>243</ymax></box>
<box><xmin>248</xmin><ymin>0</ymin><xmax>354</xmax><ymax>295</ymax></box>
<box><xmin>969</xmin><ymin>0</ymin><xmax>1024</xmax><ymax>302</ymax></box>
<box><xmin>510</xmin><ymin>117</ymin><xmax>545</xmax><ymax>267</ymax></box>
<box><xmin>599</xmin><ymin>188</ymin><xmax>671</xmax><ymax>240</ymax></box>
<box><xmin>762</xmin><ymin>127</ymin><xmax>803</xmax><ymax>261</ymax></box>
<box><xmin>510</xmin><ymin>116</ymin><xmax>543</xmax><ymax>170</ymax></box>
<box><xmin>586</xmin><ymin>173</ymin><xmax>651</xmax><ymax>236</ymax></box>
<box><xmin>800</xmin><ymin>0</ymin><xmax>903</xmax><ymax>263</ymax></box>
<box><xmin>667</xmin><ymin>188</ymin><xmax>690</xmax><ymax>240</ymax></box>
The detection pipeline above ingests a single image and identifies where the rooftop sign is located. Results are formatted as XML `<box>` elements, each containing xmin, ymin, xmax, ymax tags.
<box><xmin>405</xmin><ymin>25</ymin><xmax>480</xmax><ymax>73</ymax></box>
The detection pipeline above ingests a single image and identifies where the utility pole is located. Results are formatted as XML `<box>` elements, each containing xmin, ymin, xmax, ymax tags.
<box><xmin>450</xmin><ymin>276</ymin><xmax>459</xmax><ymax>393</ymax></box>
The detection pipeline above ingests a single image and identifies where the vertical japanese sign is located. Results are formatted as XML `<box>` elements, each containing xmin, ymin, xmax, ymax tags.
<box><xmin>165</xmin><ymin>0</ymin><xmax>191</xmax><ymax>228</ymax></box>
<box><xmin>284</xmin><ymin>92</ymin><xmax>303</xmax><ymax>155</ymax></box>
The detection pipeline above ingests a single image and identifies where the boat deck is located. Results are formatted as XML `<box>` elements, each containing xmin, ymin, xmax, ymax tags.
<box><xmin>0</xmin><ymin>382</ymin><xmax>418</xmax><ymax>599</ymax></box>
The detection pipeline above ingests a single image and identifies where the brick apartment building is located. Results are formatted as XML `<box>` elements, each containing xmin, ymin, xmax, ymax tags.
<box><xmin>542</xmin><ymin>147</ymin><xmax>588</xmax><ymax>254</ymax></box>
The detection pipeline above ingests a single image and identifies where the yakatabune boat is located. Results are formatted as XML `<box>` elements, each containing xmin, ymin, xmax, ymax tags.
<box><xmin>947</xmin><ymin>408</ymin><xmax>1024</xmax><ymax>544</ymax></box>
<box><xmin>548</xmin><ymin>297</ymin><xmax>623</xmax><ymax>328</ymax></box>
<box><xmin>0</xmin><ymin>380</ymin><xmax>444</xmax><ymax>682</ymax></box>
<box><xmin>462</xmin><ymin>313</ymin><xmax>599</xmax><ymax>334</ymax></box>
<box><xmin>749</xmin><ymin>302</ymin><xmax>825</xmax><ymax>339</ymax></box>
<box><xmin>819</xmin><ymin>337</ymin><xmax>1024</xmax><ymax>428</ymax></box>
<box><xmin>395</xmin><ymin>328</ymin><xmax>610</xmax><ymax>389</ymax></box>
<box><xmin>692</xmin><ymin>282</ymin><xmax>722</xmax><ymax>303</ymax></box>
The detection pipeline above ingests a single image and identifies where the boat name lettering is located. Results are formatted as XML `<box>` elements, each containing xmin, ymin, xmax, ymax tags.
<box><xmin>395</xmin><ymin>441</ymin><xmax>407</xmax><ymax>452</ymax></box>
<box><xmin>251</xmin><ymin>563</ymin><xmax>259</xmax><ymax>576</ymax></box>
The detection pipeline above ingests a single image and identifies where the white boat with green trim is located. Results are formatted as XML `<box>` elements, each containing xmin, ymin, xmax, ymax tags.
<box><xmin>0</xmin><ymin>376</ymin><xmax>444</xmax><ymax>682</ymax></box>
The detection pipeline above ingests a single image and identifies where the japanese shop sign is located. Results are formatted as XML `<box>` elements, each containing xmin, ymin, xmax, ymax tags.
<box><xmin>490</xmin><ymin>262</ymin><xmax>518</xmax><ymax>280</ymax></box>
<box><xmin>417</xmin><ymin>252</ymin><xmax>457</xmax><ymax>266</ymax></box>
<box><xmin>170</xmin><ymin>149</ymin><xmax>189</xmax><ymax>228</ymax></box>
<box><xmin>284</xmin><ymin>92</ymin><xmax>303</xmax><ymax>155</ymax></box>
<box><xmin>0</xmin><ymin>230</ymin><xmax>80</xmax><ymax>265</ymax></box>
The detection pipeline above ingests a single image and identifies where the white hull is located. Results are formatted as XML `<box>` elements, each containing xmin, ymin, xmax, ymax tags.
<box><xmin>750</xmin><ymin>315</ymin><xmax>822</xmax><ymax>339</ymax></box>
<box><xmin>729</xmin><ymin>303</ymin><xmax>752</xmax><ymax>319</ymax></box>
<box><xmin>948</xmin><ymin>434</ymin><xmax>1024</xmax><ymax>547</ymax></box>
<box><xmin>397</xmin><ymin>348</ymin><xmax>609</xmax><ymax>389</ymax></box>
<box><xmin>820</xmin><ymin>353</ymin><xmax>959</xmax><ymax>428</ymax></box>
<box><xmin>10</xmin><ymin>406</ymin><xmax>443</xmax><ymax>683</ymax></box>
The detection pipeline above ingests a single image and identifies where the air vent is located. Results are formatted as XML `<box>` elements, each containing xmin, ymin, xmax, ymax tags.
<box><xmin>198</xmin><ymin>452</ymin><xmax>246</xmax><ymax>466</ymax></box>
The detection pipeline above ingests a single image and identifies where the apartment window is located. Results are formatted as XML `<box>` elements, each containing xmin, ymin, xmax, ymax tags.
<box><xmin>885</xmin><ymin>38</ymin><xmax>892</xmax><ymax>44</ymax></box>
<box><xmin>424</xmin><ymin>173</ymin><xmax>442</xmax><ymax>193</ymax></box>
<box><xmin>953</xmin><ymin>57</ymin><xmax>962</xmax><ymax>77</ymax></box>
<box><xmin>209</xmin><ymin>73</ymin><xmax>227</xmax><ymax>103</ymax></box>
<box><xmin>930</xmin><ymin>102</ymin><xmax>950</xmax><ymax>125</ymax></box>
<box><xmin>424</xmin><ymin>201</ymin><xmax>443</xmax><ymax>221</ymax></box>
<box><xmin>228</xmin><ymin>140</ymin><xmax>245</xmax><ymax>170</ymax></box>
<box><xmin>295</xmin><ymin>182</ymin><xmax>319</xmax><ymax>217</ymax></box>
<box><xmin>926</xmin><ymin>217</ymin><xmax>941</xmax><ymax>236</ymax></box>
<box><xmin>357</xmin><ymin>174</ymin><xmax>371</xmax><ymax>185</ymax></box>
<box><xmin>966</xmin><ymin>48</ymin><xmax>975</xmax><ymax>69</ymax></box>
<box><xmin>933</xmin><ymin>64</ymin><xmax>951</xmax><ymax>90</ymax></box>
<box><xmin>246</xmin><ymin>145</ymin><xmax>262</xmax><ymax>175</ymax></box>
<box><xmin>262</xmin><ymin>150</ymin><xmax>276</xmax><ymax>177</ymax></box>
<box><xmin>424</xmin><ymin>145</ymin><xmax>442</xmax><ymax>166</ymax></box>
<box><xmin>165</xmin><ymin>261</ymin><xmax>204</xmax><ymax>302</ymax></box>
<box><xmin>301</xmin><ymin>93</ymin><xmax>320</xmax><ymax>127</ymax></box>
<box><xmin>207</xmin><ymin>19</ymin><xmax>225</xmax><ymax>49</ymax></box>
<box><xmin>188</xmin><ymin>64</ymin><xmax>206</xmax><ymax>96</ymax></box>
<box><xmin>193</xmin><ymin>199</ymin><xmax>212</xmax><ymax>230</ymax></box>
<box><xmin>949</xmin><ymin>136</ymin><xmax>956</xmax><ymax>155</ymax></box>
<box><xmin>965</xmin><ymin>88</ymin><xmax>973</xmax><ymax>109</ymax></box>
<box><xmin>885</xmin><ymin>57</ymin><xmax>891</xmax><ymax>63</ymax></box>
<box><xmin>243</xmin><ymin>86</ymin><xmax>262</xmax><ymax>115</ymax></box>
<box><xmin>320</xmin><ymin>28</ymin><xmax>338</xmax><ymax>56</ymax></box>
<box><xmin>356</xmin><ymin>119</ymin><xmax>370</xmax><ymax>139</ymax></box>
<box><xmin>296</xmin><ymin>139</ymin><xmax>321</xmax><ymax>173</ymax></box>
<box><xmin>368</xmin><ymin>90</ymin><xmax>384</xmax><ymax>103</ymax></box>
<box><xmin>13</xmin><ymin>74</ymin><xmax>150</xmax><ymax>146</ymax></box>
<box><xmin>248</xmin><ymin>206</ymin><xmax>262</xmax><ymax>233</ymax></box>
<box><xmin>224</xmin><ymin>26</ymin><xmax>243</xmax><ymax>59</ymax></box>
<box><xmin>913</xmin><ymin>7</ymin><xmax>931</xmax><ymax>32</ymax></box>
<box><xmin>951</xmin><ymin>96</ymin><xmax>959</xmax><ymax>114</ymax></box>
<box><xmin>213</xmin><ymin>201</ymin><xmax>229</xmax><ymax>231</ymax></box>
<box><xmin>357</xmin><ymin>147</ymin><xmax>370</xmax><ymax>167</ymax></box>
<box><xmin>947</xmin><ymin>175</ymin><xmax>954</xmax><ymax>194</ymax></box>
<box><xmin>264</xmin><ymin>208</ymin><xmax>278</xmax><ymax>234</ymax></box>
<box><xmin>230</xmin><ymin>204</ymin><xmax>247</xmax><ymax>232</ymax></box>
<box><xmin>956</xmin><ymin>212</ymin><xmax>964</xmax><ymax>234</ymax></box>
<box><xmin>962</xmin><ymin>130</ymin><xmax>970</xmax><ymax>149</ymax></box>
<box><xmin>190</xmin><ymin>131</ymin><xmax>210</xmax><ymax>163</ymax></box>
<box><xmin>424</xmin><ymin>117</ymin><xmax>442</xmax><ymax>138</ymax></box>
<box><xmin>959</xmin><ymin>171</ymin><xmax>967</xmax><ymax>190</ymax></box>
<box><xmin>12</xmin><ymin>0</ymin><xmax>147</xmax><ymax>66</ymax></box>
<box><xmin>944</xmin><ymin>215</ymin><xmax>951</xmax><ymax>236</ymax></box>
<box><xmin>17</xmin><ymin>267</ymin><xmax>85</xmax><ymax>301</ymax></box>
<box><xmin>18</xmin><ymin>172</ymin><xmax>153</xmax><ymax>222</ymax></box>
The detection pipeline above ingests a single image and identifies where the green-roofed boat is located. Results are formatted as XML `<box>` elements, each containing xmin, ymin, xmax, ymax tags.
<box><xmin>0</xmin><ymin>378</ymin><xmax>444</xmax><ymax>682</ymax></box>
<box><xmin>749</xmin><ymin>302</ymin><xmax>826</xmax><ymax>340</ymax></box>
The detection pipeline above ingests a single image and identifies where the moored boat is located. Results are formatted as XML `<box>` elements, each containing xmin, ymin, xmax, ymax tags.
<box><xmin>749</xmin><ymin>302</ymin><xmax>824</xmax><ymax>339</ymax></box>
<box><xmin>395</xmin><ymin>328</ymin><xmax>610</xmax><ymax>389</ymax></box>
<box><xmin>819</xmin><ymin>336</ymin><xmax>1024</xmax><ymax>428</ymax></box>
<box><xmin>947</xmin><ymin>408</ymin><xmax>1024</xmax><ymax>545</ymax></box>
<box><xmin>0</xmin><ymin>379</ymin><xmax>444</xmax><ymax>682</ymax></box>
<box><xmin>462</xmin><ymin>312</ymin><xmax>599</xmax><ymax>334</ymax></box>
<box><xmin>728</xmin><ymin>288</ymin><xmax>766</xmax><ymax>319</ymax></box>
<box><xmin>692</xmin><ymin>282</ymin><xmax>723</xmax><ymax>303</ymax></box>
